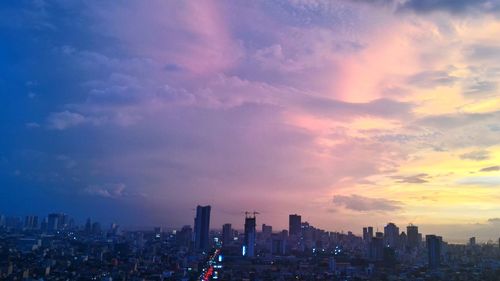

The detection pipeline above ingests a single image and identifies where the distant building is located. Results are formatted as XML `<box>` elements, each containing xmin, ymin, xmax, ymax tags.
<box><xmin>426</xmin><ymin>235</ymin><xmax>442</xmax><ymax>269</ymax></box>
<box><xmin>270</xmin><ymin>233</ymin><xmax>286</xmax><ymax>255</ymax></box>
<box><xmin>469</xmin><ymin>237</ymin><xmax>476</xmax><ymax>247</ymax></box>
<box><xmin>369</xmin><ymin>237</ymin><xmax>384</xmax><ymax>261</ymax></box>
<box><xmin>193</xmin><ymin>205</ymin><xmax>211</xmax><ymax>252</ymax></box>
<box><xmin>47</xmin><ymin>213</ymin><xmax>68</xmax><ymax>232</ymax></box>
<box><xmin>222</xmin><ymin>223</ymin><xmax>232</xmax><ymax>245</ymax></box>
<box><xmin>262</xmin><ymin>224</ymin><xmax>272</xmax><ymax>240</ymax></box>
<box><xmin>84</xmin><ymin>218</ymin><xmax>92</xmax><ymax>234</ymax></box>
<box><xmin>384</xmin><ymin>223</ymin><xmax>399</xmax><ymax>248</ymax></box>
<box><xmin>24</xmin><ymin>215</ymin><xmax>38</xmax><ymax>230</ymax></box>
<box><xmin>5</xmin><ymin>216</ymin><xmax>22</xmax><ymax>230</ymax></box>
<box><xmin>363</xmin><ymin>227</ymin><xmax>373</xmax><ymax>242</ymax></box>
<box><xmin>407</xmin><ymin>224</ymin><xmax>420</xmax><ymax>250</ymax></box>
<box><xmin>289</xmin><ymin>214</ymin><xmax>301</xmax><ymax>237</ymax></box>
<box><xmin>243</xmin><ymin>213</ymin><xmax>256</xmax><ymax>257</ymax></box>
<box><xmin>177</xmin><ymin>225</ymin><xmax>192</xmax><ymax>248</ymax></box>
<box><xmin>399</xmin><ymin>231</ymin><xmax>407</xmax><ymax>250</ymax></box>
<box><xmin>92</xmin><ymin>222</ymin><xmax>101</xmax><ymax>235</ymax></box>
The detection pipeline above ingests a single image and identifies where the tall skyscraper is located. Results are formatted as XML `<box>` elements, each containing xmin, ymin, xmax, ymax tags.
<box><xmin>289</xmin><ymin>214</ymin><xmax>301</xmax><ymax>237</ymax></box>
<box><xmin>243</xmin><ymin>213</ymin><xmax>257</xmax><ymax>257</ymax></box>
<box><xmin>407</xmin><ymin>224</ymin><xmax>420</xmax><ymax>250</ymax></box>
<box><xmin>193</xmin><ymin>205</ymin><xmax>211</xmax><ymax>252</ymax></box>
<box><xmin>384</xmin><ymin>223</ymin><xmax>400</xmax><ymax>248</ymax></box>
<box><xmin>363</xmin><ymin>226</ymin><xmax>373</xmax><ymax>242</ymax></box>
<box><xmin>222</xmin><ymin>223</ymin><xmax>232</xmax><ymax>245</ymax></box>
<box><xmin>426</xmin><ymin>235</ymin><xmax>442</xmax><ymax>269</ymax></box>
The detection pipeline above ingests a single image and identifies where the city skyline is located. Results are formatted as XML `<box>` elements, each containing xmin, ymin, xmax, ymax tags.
<box><xmin>1</xmin><ymin>208</ymin><xmax>497</xmax><ymax>245</ymax></box>
<box><xmin>1</xmin><ymin>0</ymin><xmax>500</xmax><ymax>244</ymax></box>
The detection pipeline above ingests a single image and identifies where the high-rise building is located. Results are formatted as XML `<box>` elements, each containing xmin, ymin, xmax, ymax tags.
<box><xmin>84</xmin><ymin>218</ymin><xmax>92</xmax><ymax>234</ymax></box>
<box><xmin>243</xmin><ymin>213</ymin><xmax>257</xmax><ymax>257</ymax></box>
<box><xmin>24</xmin><ymin>216</ymin><xmax>38</xmax><ymax>230</ymax></box>
<box><xmin>384</xmin><ymin>223</ymin><xmax>399</xmax><ymax>248</ymax></box>
<box><xmin>222</xmin><ymin>223</ymin><xmax>232</xmax><ymax>245</ymax></box>
<box><xmin>194</xmin><ymin>205</ymin><xmax>211</xmax><ymax>252</ymax></box>
<box><xmin>289</xmin><ymin>214</ymin><xmax>301</xmax><ymax>237</ymax></box>
<box><xmin>92</xmin><ymin>222</ymin><xmax>101</xmax><ymax>235</ymax></box>
<box><xmin>399</xmin><ymin>232</ymin><xmax>407</xmax><ymax>250</ymax></box>
<box><xmin>469</xmin><ymin>237</ymin><xmax>476</xmax><ymax>247</ymax></box>
<box><xmin>426</xmin><ymin>235</ymin><xmax>442</xmax><ymax>269</ymax></box>
<box><xmin>177</xmin><ymin>225</ymin><xmax>192</xmax><ymax>248</ymax></box>
<box><xmin>47</xmin><ymin>214</ymin><xmax>59</xmax><ymax>232</ymax></box>
<box><xmin>363</xmin><ymin>226</ymin><xmax>373</xmax><ymax>242</ymax></box>
<box><xmin>47</xmin><ymin>213</ymin><xmax>68</xmax><ymax>232</ymax></box>
<box><xmin>407</xmin><ymin>224</ymin><xmax>420</xmax><ymax>250</ymax></box>
<box><xmin>262</xmin><ymin>224</ymin><xmax>272</xmax><ymax>240</ymax></box>
<box><xmin>270</xmin><ymin>233</ymin><xmax>286</xmax><ymax>255</ymax></box>
<box><xmin>369</xmin><ymin>237</ymin><xmax>384</xmax><ymax>261</ymax></box>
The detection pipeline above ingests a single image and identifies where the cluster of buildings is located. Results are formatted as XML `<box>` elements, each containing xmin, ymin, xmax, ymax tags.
<box><xmin>1</xmin><ymin>209</ymin><xmax>500</xmax><ymax>280</ymax></box>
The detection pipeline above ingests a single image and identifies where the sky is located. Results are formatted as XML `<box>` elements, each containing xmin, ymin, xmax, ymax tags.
<box><xmin>0</xmin><ymin>0</ymin><xmax>499</xmax><ymax>243</ymax></box>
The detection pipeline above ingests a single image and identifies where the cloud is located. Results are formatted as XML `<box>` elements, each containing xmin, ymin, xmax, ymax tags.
<box><xmin>333</xmin><ymin>194</ymin><xmax>403</xmax><ymax>212</ymax></box>
<box><xmin>488</xmin><ymin>218</ymin><xmax>500</xmax><ymax>224</ymax></box>
<box><xmin>397</xmin><ymin>0</ymin><xmax>500</xmax><ymax>15</ymax></box>
<box><xmin>84</xmin><ymin>183</ymin><xmax>127</xmax><ymax>199</ymax></box>
<box><xmin>46</xmin><ymin>111</ymin><xmax>87</xmax><ymax>130</ymax></box>
<box><xmin>457</xmin><ymin>176</ymin><xmax>500</xmax><ymax>186</ymax></box>
<box><xmin>407</xmin><ymin>70</ymin><xmax>457</xmax><ymax>88</ymax></box>
<box><xmin>25</xmin><ymin>122</ymin><xmax>40</xmax><ymax>128</ymax></box>
<box><xmin>300</xmin><ymin>97</ymin><xmax>414</xmax><ymax>120</ymax></box>
<box><xmin>391</xmin><ymin>173</ymin><xmax>430</xmax><ymax>183</ymax></box>
<box><xmin>460</xmin><ymin>150</ymin><xmax>490</xmax><ymax>161</ymax></box>
<box><xmin>464</xmin><ymin>80</ymin><xmax>497</xmax><ymax>96</ymax></box>
<box><xmin>480</xmin><ymin>166</ymin><xmax>500</xmax><ymax>172</ymax></box>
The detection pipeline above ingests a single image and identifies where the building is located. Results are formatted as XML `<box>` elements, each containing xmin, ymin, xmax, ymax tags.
<box><xmin>369</xmin><ymin>237</ymin><xmax>384</xmax><ymax>261</ymax></box>
<box><xmin>262</xmin><ymin>224</ymin><xmax>272</xmax><ymax>240</ymax></box>
<box><xmin>222</xmin><ymin>223</ymin><xmax>232</xmax><ymax>245</ymax></box>
<box><xmin>407</xmin><ymin>224</ymin><xmax>420</xmax><ymax>250</ymax></box>
<box><xmin>384</xmin><ymin>223</ymin><xmax>399</xmax><ymax>248</ymax></box>
<box><xmin>289</xmin><ymin>214</ymin><xmax>301</xmax><ymax>237</ymax></box>
<box><xmin>243</xmin><ymin>213</ymin><xmax>257</xmax><ymax>257</ymax></box>
<box><xmin>176</xmin><ymin>225</ymin><xmax>192</xmax><ymax>248</ymax></box>
<box><xmin>270</xmin><ymin>233</ymin><xmax>286</xmax><ymax>255</ymax></box>
<box><xmin>194</xmin><ymin>205</ymin><xmax>211</xmax><ymax>252</ymax></box>
<box><xmin>47</xmin><ymin>213</ymin><xmax>68</xmax><ymax>232</ymax></box>
<box><xmin>47</xmin><ymin>214</ymin><xmax>60</xmax><ymax>232</ymax></box>
<box><xmin>469</xmin><ymin>237</ymin><xmax>476</xmax><ymax>247</ymax></box>
<box><xmin>24</xmin><ymin>216</ymin><xmax>38</xmax><ymax>230</ymax></box>
<box><xmin>426</xmin><ymin>235</ymin><xmax>442</xmax><ymax>269</ymax></box>
<box><xmin>363</xmin><ymin>227</ymin><xmax>373</xmax><ymax>242</ymax></box>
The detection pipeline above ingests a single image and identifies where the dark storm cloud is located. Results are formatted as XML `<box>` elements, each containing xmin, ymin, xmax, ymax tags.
<box><xmin>333</xmin><ymin>194</ymin><xmax>403</xmax><ymax>212</ymax></box>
